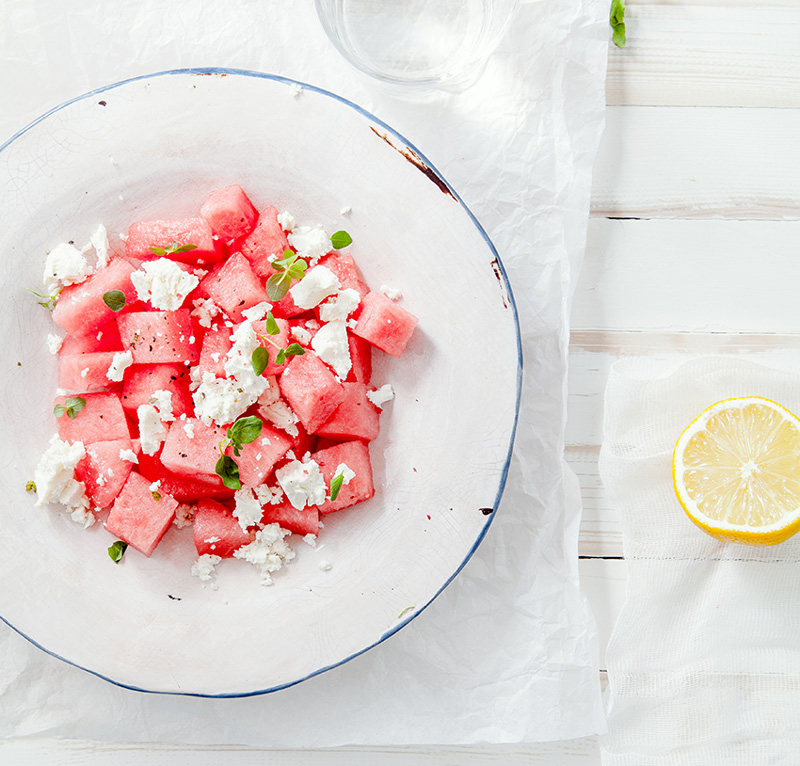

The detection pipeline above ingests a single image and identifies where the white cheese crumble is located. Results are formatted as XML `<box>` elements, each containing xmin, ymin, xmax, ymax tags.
<box><xmin>33</xmin><ymin>435</ymin><xmax>92</xmax><ymax>525</ymax></box>
<box><xmin>290</xmin><ymin>83</ymin><xmax>303</xmax><ymax>98</ymax></box>
<box><xmin>289</xmin><ymin>265</ymin><xmax>340</xmax><ymax>309</ymax></box>
<box><xmin>233</xmin><ymin>524</ymin><xmax>295</xmax><ymax>586</ymax></box>
<box><xmin>80</xmin><ymin>367</ymin><xmax>89</xmax><ymax>379</ymax></box>
<box><xmin>106</xmin><ymin>350</ymin><xmax>133</xmax><ymax>383</ymax></box>
<box><xmin>311</xmin><ymin>319</ymin><xmax>351</xmax><ymax>379</ymax></box>
<box><xmin>318</xmin><ymin>288</ymin><xmax>361</xmax><ymax>322</ymax></box>
<box><xmin>88</xmin><ymin>224</ymin><xmax>110</xmax><ymax>269</ymax></box>
<box><xmin>276</xmin><ymin>211</ymin><xmax>296</xmax><ymax>232</ymax></box>
<box><xmin>303</xmin><ymin>533</ymin><xmax>317</xmax><ymax>548</ymax></box>
<box><xmin>288</xmin><ymin>226</ymin><xmax>332</xmax><ymax>261</ymax></box>
<box><xmin>137</xmin><ymin>404</ymin><xmax>167</xmax><ymax>455</ymax></box>
<box><xmin>149</xmin><ymin>480</ymin><xmax>162</xmax><ymax>493</ymax></box>
<box><xmin>131</xmin><ymin>258</ymin><xmax>199</xmax><ymax>311</ymax></box>
<box><xmin>233</xmin><ymin>487</ymin><xmax>263</xmax><ymax>531</ymax></box>
<box><xmin>276</xmin><ymin>459</ymin><xmax>326</xmax><ymax>510</ymax></box>
<box><xmin>340</xmin><ymin>206</ymin><xmax>352</xmax><ymax>215</ymax></box>
<box><xmin>183</xmin><ymin>421</ymin><xmax>195</xmax><ymax>439</ymax></box>
<box><xmin>257</xmin><ymin>377</ymin><xmax>280</xmax><ymax>407</ymax></box>
<box><xmin>149</xmin><ymin>389</ymin><xmax>175</xmax><ymax>422</ymax></box>
<box><xmin>258</xmin><ymin>398</ymin><xmax>299</xmax><ymax>437</ymax></box>
<box><xmin>290</xmin><ymin>325</ymin><xmax>312</xmax><ymax>345</ymax></box>
<box><xmin>319</xmin><ymin>560</ymin><xmax>333</xmax><ymax>572</ymax></box>
<box><xmin>333</xmin><ymin>462</ymin><xmax>356</xmax><ymax>487</ymax></box>
<box><xmin>380</xmin><ymin>285</ymin><xmax>403</xmax><ymax>301</ymax></box>
<box><xmin>254</xmin><ymin>483</ymin><xmax>284</xmax><ymax>506</ymax></box>
<box><xmin>367</xmin><ymin>384</ymin><xmax>395</xmax><ymax>409</ymax></box>
<box><xmin>46</xmin><ymin>334</ymin><xmax>64</xmax><ymax>355</ymax></box>
<box><xmin>241</xmin><ymin>302</ymin><xmax>273</xmax><ymax>322</ymax></box>
<box><xmin>191</xmin><ymin>554</ymin><xmax>222</xmax><ymax>582</ymax></box>
<box><xmin>191</xmin><ymin>297</ymin><xmax>221</xmax><ymax>328</ymax></box>
<box><xmin>43</xmin><ymin>243</ymin><xmax>92</xmax><ymax>293</ymax></box>
<box><xmin>119</xmin><ymin>448</ymin><xmax>139</xmax><ymax>464</ymax></box>
<box><xmin>173</xmin><ymin>503</ymin><xmax>195</xmax><ymax>529</ymax></box>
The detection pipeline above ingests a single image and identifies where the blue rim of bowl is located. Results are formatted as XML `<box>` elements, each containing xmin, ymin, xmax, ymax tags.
<box><xmin>0</xmin><ymin>66</ymin><xmax>523</xmax><ymax>698</ymax></box>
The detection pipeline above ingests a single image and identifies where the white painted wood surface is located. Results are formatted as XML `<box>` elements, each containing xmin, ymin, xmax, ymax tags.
<box><xmin>4</xmin><ymin>0</ymin><xmax>791</xmax><ymax>760</ymax></box>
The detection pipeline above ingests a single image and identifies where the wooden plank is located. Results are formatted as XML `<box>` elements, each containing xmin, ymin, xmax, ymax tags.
<box><xmin>591</xmin><ymin>107</ymin><xmax>800</xmax><ymax>220</ymax></box>
<box><xmin>605</xmin><ymin>3</ymin><xmax>800</xmax><ymax>107</ymax></box>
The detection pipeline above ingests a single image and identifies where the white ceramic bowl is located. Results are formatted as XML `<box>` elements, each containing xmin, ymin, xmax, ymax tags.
<box><xmin>0</xmin><ymin>69</ymin><xmax>520</xmax><ymax>696</ymax></box>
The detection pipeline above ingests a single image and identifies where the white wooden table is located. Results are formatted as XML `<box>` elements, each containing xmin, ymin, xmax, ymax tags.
<box><xmin>4</xmin><ymin>0</ymin><xmax>797</xmax><ymax>761</ymax></box>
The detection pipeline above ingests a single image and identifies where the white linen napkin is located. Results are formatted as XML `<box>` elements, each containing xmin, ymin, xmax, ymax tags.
<box><xmin>599</xmin><ymin>356</ymin><xmax>800</xmax><ymax>764</ymax></box>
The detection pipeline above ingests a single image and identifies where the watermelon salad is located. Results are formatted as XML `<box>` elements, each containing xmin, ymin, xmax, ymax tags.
<box><xmin>29</xmin><ymin>184</ymin><xmax>418</xmax><ymax>586</ymax></box>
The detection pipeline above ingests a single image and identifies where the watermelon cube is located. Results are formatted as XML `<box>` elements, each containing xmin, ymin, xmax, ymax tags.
<box><xmin>318</xmin><ymin>252</ymin><xmax>370</xmax><ymax>304</ymax></box>
<box><xmin>346</xmin><ymin>333</ymin><xmax>372</xmax><ymax>384</ymax></box>
<box><xmin>313</xmin><ymin>440</ymin><xmax>375</xmax><ymax>514</ymax></box>
<box><xmin>75</xmin><ymin>438</ymin><xmax>134</xmax><ymax>509</ymax></box>
<box><xmin>160</xmin><ymin>417</ymin><xmax>227</xmax><ymax>482</ymax></box>
<box><xmin>199</xmin><ymin>252</ymin><xmax>269</xmax><ymax>321</ymax></box>
<box><xmin>116</xmin><ymin>310</ymin><xmax>199</xmax><ymax>364</ymax></box>
<box><xmin>59</xmin><ymin>321</ymin><xmax>123</xmax><ymax>356</ymax></box>
<box><xmin>120</xmin><ymin>363</ymin><xmax>193</xmax><ymax>419</ymax></box>
<box><xmin>240</xmin><ymin>205</ymin><xmax>290</xmax><ymax>279</ymax></box>
<box><xmin>227</xmin><ymin>422</ymin><xmax>292</xmax><ymax>487</ymax></box>
<box><xmin>125</xmin><ymin>217</ymin><xmax>221</xmax><ymax>264</ymax></box>
<box><xmin>59</xmin><ymin>351</ymin><xmax>121</xmax><ymax>392</ymax></box>
<box><xmin>352</xmin><ymin>292</ymin><xmax>418</xmax><ymax>358</ymax></box>
<box><xmin>316</xmin><ymin>382</ymin><xmax>380</xmax><ymax>442</ymax></box>
<box><xmin>197</xmin><ymin>322</ymin><xmax>233</xmax><ymax>378</ymax></box>
<box><xmin>105</xmin><ymin>471</ymin><xmax>178</xmax><ymax>557</ymax></box>
<box><xmin>55</xmin><ymin>393</ymin><xmax>130</xmax><ymax>444</ymax></box>
<box><xmin>200</xmin><ymin>185</ymin><xmax>258</xmax><ymax>242</ymax></box>
<box><xmin>278</xmin><ymin>351</ymin><xmax>346</xmax><ymax>434</ymax></box>
<box><xmin>137</xmin><ymin>452</ymin><xmax>235</xmax><ymax>502</ymax></box>
<box><xmin>270</xmin><ymin>290</ymin><xmax>307</xmax><ymax>319</ymax></box>
<box><xmin>52</xmin><ymin>258</ymin><xmax>139</xmax><ymax>336</ymax></box>
<box><xmin>193</xmin><ymin>499</ymin><xmax>251</xmax><ymax>557</ymax></box>
<box><xmin>261</xmin><ymin>499</ymin><xmax>319</xmax><ymax>537</ymax></box>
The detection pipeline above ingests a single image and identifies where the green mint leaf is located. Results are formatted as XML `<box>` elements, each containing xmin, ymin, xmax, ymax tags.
<box><xmin>175</xmin><ymin>243</ymin><xmax>198</xmax><ymax>253</ymax></box>
<box><xmin>266</xmin><ymin>272</ymin><xmax>292</xmax><ymax>301</ymax></box>
<box><xmin>151</xmin><ymin>491</ymin><xmax>162</xmax><ymax>502</ymax></box>
<box><xmin>251</xmin><ymin>346</ymin><xmax>269</xmax><ymax>376</ymax></box>
<box><xmin>287</xmin><ymin>259</ymin><xmax>308</xmax><ymax>280</ymax></box>
<box><xmin>265</xmin><ymin>312</ymin><xmax>281</xmax><ymax>336</ymax></box>
<box><xmin>329</xmin><ymin>473</ymin><xmax>344</xmax><ymax>502</ymax></box>
<box><xmin>53</xmin><ymin>404</ymin><xmax>66</xmax><ymax>418</ymax></box>
<box><xmin>275</xmin><ymin>348</ymin><xmax>286</xmax><ymax>365</ymax></box>
<box><xmin>229</xmin><ymin>415</ymin><xmax>263</xmax><ymax>447</ymax></box>
<box><xmin>29</xmin><ymin>288</ymin><xmax>60</xmax><ymax>311</ymax></box>
<box><xmin>149</xmin><ymin>246</ymin><xmax>166</xmax><ymax>257</ymax></box>
<box><xmin>330</xmin><ymin>230</ymin><xmax>352</xmax><ymax>249</ymax></box>
<box><xmin>610</xmin><ymin>0</ymin><xmax>626</xmax><ymax>47</ymax></box>
<box><xmin>103</xmin><ymin>290</ymin><xmax>126</xmax><ymax>312</ymax></box>
<box><xmin>108</xmin><ymin>540</ymin><xmax>128</xmax><ymax>563</ymax></box>
<box><xmin>25</xmin><ymin>480</ymin><xmax>36</xmax><ymax>493</ymax></box>
<box><xmin>215</xmin><ymin>455</ymin><xmax>241</xmax><ymax>490</ymax></box>
<box><xmin>284</xmin><ymin>343</ymin><xmax>305</xmax><ymax>357</ymax></box>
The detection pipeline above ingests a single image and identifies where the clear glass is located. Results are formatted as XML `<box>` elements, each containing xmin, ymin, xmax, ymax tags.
<box><xmin>315</xmin><ymin>0</ymin><xmax>518</xmax><ymax>91</ymax></box>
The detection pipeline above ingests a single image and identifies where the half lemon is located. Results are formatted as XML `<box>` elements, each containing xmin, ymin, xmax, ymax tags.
<box><xmin>673</xmin><ymin>396</ymin><xmax>800</xmax><ymax>545</ymax></box>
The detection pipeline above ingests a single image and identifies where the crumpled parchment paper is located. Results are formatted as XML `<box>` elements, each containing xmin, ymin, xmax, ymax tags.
<box><xmin>0</xmin><ymin>0</ymin><xmax>608</xmax><ymax>745</ymax></box>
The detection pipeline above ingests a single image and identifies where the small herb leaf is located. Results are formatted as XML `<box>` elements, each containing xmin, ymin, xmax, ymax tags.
<box><xmin>175</xmin><ymin>243</ymin><xmax>198</xmax><ymax>253</ymax></box>
<box><xmin>284</xmin><ymin>343</ymin><xmax>305</xmax><ymax>357</ymax></box>
<box><xmin>108</xmin><ymin>540</ymin><xmax>128</xmax><ymax>563</ymax></box>
<box><xmin>610</xmin><ymin>0</ymin><xmax>626</xmax><ymax>47</ymax></box>
<box><xmin>54</xmin><ymin>396</ymin><xmax>86</xmax><ymax>419</ymax></box>
<box><xmin>331</xmin><ymin>230</ymin><xmax>353</xmax><ymax>249</ymax></box>
<box><xmin>329</xmin><ymin>473</ymin><xmax>344</xmax><ymax>502</ymax></box>
<box><xmin>149</xmin><ymin>246</ymin><xmax>166</xmax><ymax>257</ymax></box>
<box><xmin>25</xmin><ymin>480</ymin><xmax>36</xmax><ymax>493</ymax></box>
<box><xmin>229</xmin><ymin>415</ymin><xmax>263</xmax><ymax>447</ymax></box>
<box><xmin>265</xmin><ymin>312</ymin><xmax>281</xmax><ymax>336</ymax></box>
<box><xmin>266</xmin><ymin>272</ymin><xmax>293</xmax><ymax>301</ymax></box>
<box><xmin>103</xmin><ymin>290</ymin><xmax>126</xmax><ymax>312</ymax></box>
<box><xmin>276</xmin><ymin>348</ymin><xmax>286</xmax><ymax>365</ymax></box>
<box><xmin>215</xmin><ymin>455</ymin><xmax>242</xmax><ymax>490</ymax></box>
<box><xmin>251</xmin><ymin>346</ymin><xmax>269</xmax><ymax>376</ymax></box>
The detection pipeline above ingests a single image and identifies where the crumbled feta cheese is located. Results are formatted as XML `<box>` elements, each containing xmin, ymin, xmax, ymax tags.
<box><xmin>254</xmin><ymin>483</ymin><xmax>283</xmax><ymax>506</ymax></box>
<box><xmin>89</xmin><ymin>224</ymin><xmax>110</xmax><ymax>269</ymax></box>
<box><xmin>191</xmin><ymin>297</ymin><xmax>220</xmax><ymax>328</ymax></box>
<box><xmin>106</xmin><ymin>350</ymin><xmax>133</xmax><ymax>382</ymax></box>
<box><xmin>367</xmin><ymin>384</ymin><xmax>395</xmax><ymax>409</ymax></box>
<box><xmin>311</xmin><ymin>319</ymin><xmax>351</xmax><ymax>379</ymax></box>
<box><xmin>46</xmin><ymin>334</ymin><xmax>63</xmax><ymax>355</ymax></box>
<box><xmin>303</xmin><ymin>534</ymin><xmax>317</xmax><ymax>548</ymax></box>
<box><xmin>189</xmin><ymin>365</ymin><xmax>203</xmax><ymax>391</ymax></box>
<box><xmin>319</xmin><ymin>560</ymin><xmax>333</xmax><ymax>572</ymax></box>
<box><xmin>223</xmin><ymin>320</ymin><xmax>270</xmax><ymax>400</ymax></box>
<box><xmin>288</xmin><ymin>226</ymin><xmax>332</xmax><ymax>261</ymax></box>
<box><xmin>183</xmin><ymin>421</ymin><xmax>195</xmax><ymax>439</ymax></box>
<box><xmin>259</xmin><ymin>398</ymin><xmax>299</xmax><ymax>437</ymax></box>
<box><xmin>276</xmin><ymin>211</ymin><xmax>296</xmax><ymax>232</ymax></box>
<box><xmin>305</xmin><ymin>318</ymin><xmax>320</xmax><ymax>332</ymax></box>
<box><xmin>80</xmin><ymin>367</ymin><xmax>89</xmax><ymax>379</ymax></box>
<box><xmin>233</xmin><ymin>524</ymin><xmax>295</xmax><ymax>586</ymax></box>
<box><xmin>131</xmin><ymin>258</ymin><xmax>199</xmax><ymax>311</ymax></box>
<box><xmin>333</xmin><ymin>463</ymin><xmax>356</xmax><ymax>487</ymax></box>
<box><xmin>210</xmin><ymin>352</ymin><xmax>221</xmax><ymax>363</ymax></box>
<box><xmin>289</xmin><ymin>265</ymin><xmax>340</xmax><ymax>309</ymax></box>
<box><xmin>291</xmin><ymin>325</ymin><xmax>312</xmax><ymax>345</ymax></box>
<box><xmin>241</xmin><ymin>302</ymin><xmax>272</xmax><ymax>322</ymax></box>
<box><xmin>191</xmin><ymin>554</ymin><xmax>222</xmax><ymax>582</ymax></box>
<box><xmin>233</xmin><ymin>487</ymin><xmax>263</xmax><ymax>531</ymax></box>
<box><xmin>257</xmin><ymin>377</ymin><xmax>280</xmax><ymax>408</ymax></box>
<box><xmin>137</xmin><ymin>404</ymin><xmax>167</xmax><ymax>455</ymax></box>
<box><xmin>318</xmin><ymin>288</ymin><xmax>361</xmax><ymax>322</ymax></box>
<box><xmin>119</xmin><ymin>448</ymin><xmax>138</xmax><ymax>464</ymax></box>
<box><xmin>340</xmin><ymin>206</ymin><xmax>352</xmax><ymax>215</ymax></box>
<box><xmin>380</xmin><ymin>285</ymin><xmax>402</xmax><ymax>301</ymax></box>
<box><xmin>43</xmin><ymin>243</ymin><xmax>92</xmax><ymax>293</ymax></box>
<box><xmin>290</xmin><ymin>83</ymin><xmax>303</xmax><ymax>98</ymax></box>
<box><xmin>276</xmin><ymin>459</ymin><xmax>326</xmax><ymax>510</ymax></box>
<box><xmin>149</xmin><ymin>480</ymin><xmax>162</xmax><ymax>493</ymax></box>
<box><xmin>149</xmin><ymin>389</ymin><xmax>175</xmax><ymax>422</ymax></box>
<box><xmin>33</xmin><ymin>435</ymin><xmax>91</xmax><ymax>523</ymax></box>
<box><xmin>173</xmin><ymin>503</ymin><xmax>195</xmax><ymax>529</ymax></box>
<box><xmin>96</xmin><ymin>475</ymin><xmax>106</xmax><ymax>486</ymax></box>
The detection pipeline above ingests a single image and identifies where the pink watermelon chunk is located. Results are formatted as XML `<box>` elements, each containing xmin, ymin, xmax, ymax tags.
<box><xmin>52</xmin><ymin>258</ymin><xmax>139</xmax><ymax>336</ymax></box>
<box><xmin>59</xmin><ymin>351</ymin><xmax>121</xmax><ymax>392</ymax></box>
<box><xmin>200</xmin><ymin>252</ymin><xmax>269</xmax><ymax>321</ymax></box>
<box><xmin>160</xmin><ymin>417</ymin><xmax>227</xmax><ymax>482</ymax></box>
<box><xmin>120</xmin><ymin>363</ymin><xmax>193</xmax><ymax>418</ymax></box>
<box><xmin>137</xmin><ymin>452</ymin><xmax>235</xmax><ymax>502</ymax></box>
<box><xmin>227</xmin><ymin>422</ymin><xmax>292</xmax><ymax>487</ymax></box>
<box><xmin>197</xmin><ymin>321</ymin><xmax>233</xmax><ymax>378</ymax></box>
<box><xmin>75</xmin><ymin>438</ymin><xmax>134</xmax><ymax>509</ymax></box>
<box><xmin>116</xmin><ymin>310</ymin><xmax>199</xmax><ymax>364</ymax></box>
<box><xmin>318</xmin><ymin>252</ymin><xmax>369</xmax><ymax>304</ymax></box>
<box><xmin>105</xmin><ymin>471</ymin><xmax>178</xmax><ymax>557</ymax></box>
<box><xmin>125</xmin><ymin>217</ymin><xmax>221</xmax><ymax>264</ymax></box>
<box><xmin>240</xmin><ymin>205</ymin><xmax>290</xmax><ymax>279</ymax></box>
<box><xmin>55</xmin><ymin>393</ymin><xmax>130</xmax><ymax>444</ymax></box>
<box><xmin>261</xmin><ymin>499</ymin><xmax>319</xmax><ymax>537</ymax></box>
<box><xmin>316</xmin><ymin>382</ymin><xmax>380</xmax><ymax>442</ymax></box>
<box><xmin>59</xmin><ymin>321</ymin><xmax>123</xmax><ymax>356</ymax></box>
<box><xmin>200</xmin><ymin>185</ymin><xmax>258</xmax><ymax>242</ymax></box>
<box><xmin>346</xmin><ymin>333</ymin><xmax>372</xmax><ymax>384</ymax></box>
<box><xmin>278</xmin><ymin>351</ymin><xmax>346</xmax><ymax>434</ymax></box>
<box><xmin>313</xmin><ymin>440</ymin><xmax>375</xmax><ymax>514</ymax></box>
<box><xmin>352</xmin><ymin>291</ymin><xmax>418</xmax><ymax>358</ymax></box>
<box><xmin>193</xmin><ymin>499</ymin><xmax>251</xmax><ymax>557</ymax></box>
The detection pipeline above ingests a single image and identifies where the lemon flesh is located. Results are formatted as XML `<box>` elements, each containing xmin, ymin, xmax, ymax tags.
<box><xmin>673</xmin><ymin>397</ymin><xmax>800</xmax><ymax>545</ymax></box>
